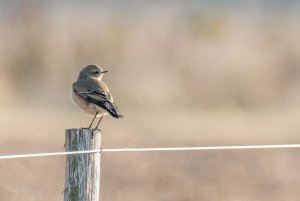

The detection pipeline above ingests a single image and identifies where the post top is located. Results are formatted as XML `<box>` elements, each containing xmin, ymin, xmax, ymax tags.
<box><xmin>65</xmin><ymin>128</ymin><xmax>101</xmax><ymax>133</ymax></box>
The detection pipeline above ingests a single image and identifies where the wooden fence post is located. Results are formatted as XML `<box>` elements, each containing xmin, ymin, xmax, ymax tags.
<box><xmin>64</xmin><ymin>128</ymin><xmax>101</xmax><ymax>201</ymax></box>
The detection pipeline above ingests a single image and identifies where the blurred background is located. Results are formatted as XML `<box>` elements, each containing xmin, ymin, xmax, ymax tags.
<box><xmin>1</xmin><ymin>0</ymin><xmax>300</xmax><ymax>200</ymax></box>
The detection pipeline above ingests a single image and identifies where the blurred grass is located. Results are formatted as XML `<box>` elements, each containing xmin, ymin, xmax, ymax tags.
<box><xmin>1</xmin><ymin>2</ymin><xmax>300</xmax><ymax>109</ymax></box>
<box><xmin>1</xmin><ymin>1</ymin><xmax>300</xmax><ymax>201</ymax></box>
<box><xmin>1</xmin><ymin>107</ymin><xmax>300</xmax><ymax>201</ymax></box>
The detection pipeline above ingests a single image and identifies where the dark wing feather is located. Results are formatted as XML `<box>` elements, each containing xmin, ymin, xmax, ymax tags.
<box><xmin>73</xmin><ymin>80</ymin><xmax>123</xmax><ymax>118</ymax></box>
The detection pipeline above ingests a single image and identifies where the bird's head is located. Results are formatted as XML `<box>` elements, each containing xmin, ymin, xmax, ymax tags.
<box><xmin>79</xmin><ymin>64</ymin><xmax>108</xmax><ymax>80</ymax></box>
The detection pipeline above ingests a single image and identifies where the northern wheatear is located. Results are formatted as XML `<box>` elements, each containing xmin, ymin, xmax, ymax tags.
<box><xmin>72</xmin><ymin>64</ymin><xmax>123</xmax><ymax>129</ymax></box>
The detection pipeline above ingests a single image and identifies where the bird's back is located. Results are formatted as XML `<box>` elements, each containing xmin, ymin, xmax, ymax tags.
<box><xmin>73</xmin><ymin>78</ymin><xmax>123</xmax><ymax>118</ymax></box>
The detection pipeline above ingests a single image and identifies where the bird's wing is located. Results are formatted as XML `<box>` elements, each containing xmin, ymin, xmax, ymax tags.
<box><xmin>97</xmin><ymin>80</ymin><xmax>114</xmax><ymax>102</ymax></box>
<box><xmin>73</xmin><ymin>79</ymin><xmax>123</xmax><ymax>118</ymax></box>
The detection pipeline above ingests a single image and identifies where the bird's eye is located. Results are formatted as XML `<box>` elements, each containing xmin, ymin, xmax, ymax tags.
<box><xmin>93</xmin><ymin>71</ymin><xmax>100</xmax><ymax>75</ymax></box>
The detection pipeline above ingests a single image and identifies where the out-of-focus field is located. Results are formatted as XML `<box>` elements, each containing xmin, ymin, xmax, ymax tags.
<box><xmin>1</xmin><ymin>1</ymin><xmax>300</xmax><ymax>201</ymax></box>
<box><xmin>1</xmin><ymin>107</ymin><xmax>300</xmax><ymax>201</ymax></box>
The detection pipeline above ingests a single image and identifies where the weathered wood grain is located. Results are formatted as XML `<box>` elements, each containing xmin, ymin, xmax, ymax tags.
<box><xmin>64</xmin><ymin>128</ymin><xmax>101</xmax><ymax>201</ymax></box>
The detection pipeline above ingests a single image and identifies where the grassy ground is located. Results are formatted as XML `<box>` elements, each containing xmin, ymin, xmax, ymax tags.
<box><xmin>1</xmin><ymin>2</ymin><xmax>300</xmax><ymax>200</ymax></box>
<box><xmin>1</xmin><ymin>106</ymin><xmax>300</xmax><ymax>201</ymax></box>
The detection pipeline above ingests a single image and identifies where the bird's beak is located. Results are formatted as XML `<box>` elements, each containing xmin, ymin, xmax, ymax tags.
<box><xmin>101</xmin><ymin>70</ymin><xmax>108</xmax><ymax>74</ymax></box>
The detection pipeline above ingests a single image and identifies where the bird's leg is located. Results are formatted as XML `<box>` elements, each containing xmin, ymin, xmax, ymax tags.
<box><xmin>95</xmin><ymin>115</ymin><xmax>103</xmax><ymax>130</ymax></box>
<box><xmin>89</xmin><ymin>112</ymin><xmax>98</xmax><ymax>128</ymax></box>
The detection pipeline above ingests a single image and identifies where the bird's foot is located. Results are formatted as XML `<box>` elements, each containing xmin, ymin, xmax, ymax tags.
<box><xmin>93</xmin><ymin>128</ymin><xmax>101</xmax><ymax>132</ymax></box>
<box><xmin>81</xmin><ymin>127</ymin><xmax>94</xmax><ymax>130</ymax></box>
<box><xmin>80</xmin><ymin>127</ymin><xmax>101</xmax><ymax>132</ymax></box>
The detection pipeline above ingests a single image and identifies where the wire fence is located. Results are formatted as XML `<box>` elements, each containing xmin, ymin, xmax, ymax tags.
<box><xmin>1</xmin><ymin>144</ymin><xmax>300</xmax><ymax>160</ymax></box>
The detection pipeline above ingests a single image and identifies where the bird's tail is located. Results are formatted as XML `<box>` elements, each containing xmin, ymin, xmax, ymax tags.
<box><xmin>104</xmin><ymin>102</ymin><xmax>124</xmax><ymax>118</ymax></box>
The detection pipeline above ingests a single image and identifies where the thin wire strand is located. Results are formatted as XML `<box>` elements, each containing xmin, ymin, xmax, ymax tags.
<box><xmin>103</xmin><ymin>144</ymin><xmax>300</xmax><ymax>152</ymax></box>
<box><xmin>0</xmin><ymin>149</ymin><xmax>102</xmax><ymax>160</ymax></box>
<box><xmin>1</xmin><ymin>144</ymin><xmax>300</xmax><ymax>160</ymax></box>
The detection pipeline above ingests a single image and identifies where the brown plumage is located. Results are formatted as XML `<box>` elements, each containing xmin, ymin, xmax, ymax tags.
<box><xmin>71</xmin><ymin>64</ymin><xmax>123</xmax><ymax>129</ymax></box>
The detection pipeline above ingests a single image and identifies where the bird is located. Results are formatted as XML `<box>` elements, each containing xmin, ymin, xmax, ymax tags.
<box><xmin>71</xmin><ymin>64</ymin><xmax>123</xmax><ymax>130</ymax></box>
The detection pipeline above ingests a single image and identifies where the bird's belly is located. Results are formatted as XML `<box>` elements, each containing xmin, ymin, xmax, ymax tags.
<box><xmin>71</xmin><ymin>90</ymin><xmax>108</xmax><ymax>116</ymax></box>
